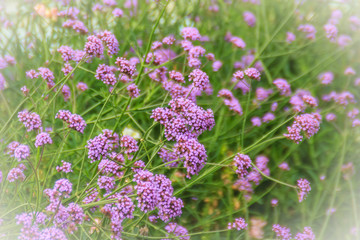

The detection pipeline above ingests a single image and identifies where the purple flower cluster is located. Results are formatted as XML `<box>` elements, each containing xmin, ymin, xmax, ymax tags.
<box><xmin>84</xmin><ymin>35</ymin><xmax>104</xmax><ymax>58</ymax></box>
<box><xmin>169</xmin><ymin>70</ymin><xmax>185</xmax><ymax>83</ymax></box>
<box><xmin>228</xmin><ymin>217</ymin><xmax>248</xmax><ymax>230</ymax></box>
<box><xmin>297</xmin><ymin>178</ymin><xmax>311</xmax><ymax>202</ymax></box>
<box><xmin>126</xmin><ymin>83</ymin><xmax>140</xmax><ymax>98</ymax></box>
<box><xmin>322</xmin><ymin>91</ymin><xmax>355</xmax><ymax>106</ymax></box>
<box><xmin>318</xmin><ymin>71</ymin><xmax>334</xmax><ymax>85</ymax></box>
<box><xmin>243</xmin><ymin>11</ymin><xmax>256</xmax><ymax>27</ymax></box>
<box><xmin>97</xmin><ymin>175</ymin><xmax>115</xmax><ymax>192</ymax></box>
<box><xmin>295</xmin><ymin>227</ymin><xmax>315</xmax><ymax>240</ymax></box>
<box><xmin>95</xmin><ymin>64</ymin><xmax>117</xmax><ymax>85</ymax></box>
<box><xmin>181</xmin><ymin>27</ymin><xmax>201</xmax><ymax>41</ymax></box>
<box><xmin>115</xmin><ymin>57</ymin><xmax>136</xmax><ymax>77</ymax></box>
<box><xmin>188</xmin><ymin>69</ymin><xmax>210</xmax><ymax>91</ymax></box>
<box><xmin>63</xmin><ymin>19</ymin><xmax>88</xmax><ymax>34</ymax></box>
<box><xmin>152</xmin><ymin>98</ymin><xmax>214</xmax><ymax>141</ymax></box>
<box><xmin>18</xmin><ymin>110</ymin><xmax>42</xmax><ymax>132</ymax></box>
<box><xmin>151</xmin><ymin>98</ymin><xmax>214</xmax><ymax>177</ymax></box>
<box><xmin>133</xmin><ymin>170</ymin><xmax>183</xmax><ymax>221</ymax></box>
<box><xmin>284</xmin><ymin>113</ymin><xmax>321</xmax><ymax>143</ymax></box>
<box><xmin>273</xmin><ymin>78</ymin><xmax>291</xmax><ymax>96</ymax></box>
<box><xmin>57</xmin><ymin>46</ymin><xmax>86</xmax><ymax>63</ymax></box>
<box><xmin>86</xmin><ymin>129</ymin><xmax>119</xmax><ymax>162</ymax></box>
<box><xmin>164</xmin><ymin>222</ymin><xmax>189</xmax><ymax>240</ymax></box>
<box><xmin>97</xmin><ymin>30</ymin><xmax>119</xmax><ymax>56</ymax></box>
<box><xmin>233</xmin><ymin>153</ymin><xmax>252</xmax><ymax>177</ymax></box>
<box><xmin>101</xmin><ymin>194</ymin><xmax>135</xmax><ymax>239</ymax></box>
<box><xmin>55</xmin><ymin>110</ymin><xmax>86</xmax><ymax>133</ymax></box>
<box><xmin>7</xmin><ymin>167</ymin><xmax>26</xmax><ymax>182</ymax></box>
<box><xmin>120</xmin><ymin>135</ymin><xmax>139</xmax><ymax>155</ymax></box>
<box><xmin>56</xmin><ymin>160</ymin><xmax>72</xmax><ymax>173</ymax></box>
<box><xmin>158</xmin><ymin>147</ymin><xmax>179</xmax><ymax>167</ymax></box>
<box><xmin>298</xmin><ymin>24</ymin><xmax>317</xmax><ymax>39</ymax></box>
<box><xmin>218</xmin><ymin>89</ymin><xmax>243</xmax><ymax>115</ymax></box>
<box><xmin>255</xmin><ymin>87</ymin><xmax>273</xmax><ymax>102</ymax></box>
<box><xmin>76</xmin><ymin>82</ymin><xmax>88</xmax><ymax>91</ymax></box>
<box><xmin>8</xmin><ymin>143</ymin><xmax>31</xmax><ymax>161</ymax></box>
<box><xmin>272</xmin><ymin>224</ymin><xmax>292</xmax><ymax>240</ymax></box>
<box><xmin>35</xmin><ymin>132</ymin><xmax>53</xmax><ymax>148</ymax></box>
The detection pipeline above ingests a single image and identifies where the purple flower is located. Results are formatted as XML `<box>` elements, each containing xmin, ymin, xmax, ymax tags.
<box><xmin>181</xmin><ymin>27</ymin><xmax>201</xmax><ymax>41</ymax></box>
<box><xmin>7</xmin><ymin>168</ymin><xmax>25</xmax><ymax>182</ymax></box>
<box><xmin>54</xmin><ymin>178</ymin><xmax>73</xmax><ymax>198</ymax></box>
<box><xmin>273</xmin><ymin>78</ymin><xmax>291</xmax><ymax>96</ymax></box>
<box><xmin>262</xmin><ymin>112</ymin><xmax>275</xmax><ymax>123</ymax></box>
<box><xmin>18</xmin><ymin>110</ymin><xmax>42</xmax><ymax>132</ymax></box>
<box><xmin>169</xmin><ymin>70</ymin><xmax>185</xmax><ymax>83</ymax></box>
<box><xmin>318</xmin><ymin>72</ymin><xmax>334</xmax><ymax>85</ymax></box>
<box><xmin>272</xmin><ymin>224</ymin><xmax>292</xmax><ymax>240</ymax></box>
<box><xmin>115</xmin><ymin>57</ymin><xmax>136</xmax><ymax>77</ymax></box>
<box><xmin>61</xmin><ymin>84</ymin><xmax>71</xmax><ymax>101</ymax></box>
<box><xmin>162</xmin><ymin>35</ymin><xmax>176</xmax><ymax>45</ymax></box>
<box><xmin>174</xmin><ymin>138</ymin><xmax>207</xmax><ymax>178</ymax></box>
<box><xmin>294</xmin><ymin>227</ymin><xmax>315</xmax><ymax>240</ymax></box>
<box><xmin>278</xmin><ymin>162</ymin><xmax>290</xmax><ymax>171</ymax></box>
<box><xmin>188</xmin><ymin>69</ymin><xmax>209</xmax><ymax>91</ymax></box>
<box><xmin>271</xmin><ymin>198</ymin><xmax>278</xmax><ymax>207</ymax></box>
<box><xmin>218</xmin><ymin>89</ymin><xmax>243</xmax><ymax>115</ymax></box>
<box><xmin>228</xmin><ymin>218</ymin><xmax>248</xmax><ymax>230</ymax></box>
<box><xmin>298</xmin><ymin>24</ymin><xmax>316</xmax><ymax>39</ymax></box>
<box><xmin>76</xmin><ymin>82</ymin><xmax>88</xmax><ymax>91</ymax></box>
<box><xmin>14</xmin><ymin>144</ymin><xmax>30</xmax><ymax>161</ymax></box>
<box><xmin>56</xmin><ymin>160</ymin><xmax>72</xmax><ymax>173</ymax></box>
<box><xmin>95</xmin><ymin>64</ymin><xmax>117</xmax><ymax>85</ymax></box>
<box><xmin>39</xmin><ymin>227</ymin><xmax>67</xmax><ymax>240</ymax></box>
<box><xmin>86</xmin><ymin>130</ymin><xmax>119</xmax><ymax>162</ymax></box>
<box><xmin>233</xmin><ymin>153</ymin><xmax>252</xmax><ymax>177</ymax></box>
<box><xmin>84</xmin><ymin>35</ymin><xmax>104</xmax><ymax>58</ymax></box>
<box><xmin>243</xmin><ymin>11</ymin><xmax>256</xmax><ymax>27</ymax></box>
<box><xmin>56</xmin><ymin>110</ymin><xmax>86</xmax><ymax>133</ymax></box>
<box><xmin>256</xmin><ymin>87</ymin><xmax>273</xmax><ymax>101</ymax></box>
<box><xmin>57</xmin><ymin>46</ymin><xmax>75</xmax><ymax>62</ymax></box>
<box><xmin>286</xmin><ymin>32</ymin><xmax>296</xmax><ymax>43</ymax></box>
<box><xmin>164</xmin><ymin>222</ymin><xmax>189</xmax><ymax>240</ymax></box>
<box><xmin>251</xmin><ymin>116</ymin><xmax>262</xmax><ymax>127</ymax></box>
<box><xmin>120</xmin><ymin>135</ymin><xmax>138</xmax><ymax>154</ymax></box>
<box><xmin>244</xmin><ymin>67</ymin><xmax>261</xmax><ymax>80</ymax></box>
<box><xmin>297</xmin><ymin>178</ymin><xmax>311</xmax><ymax>202</ymax></box>
<box><xmin>97</xmin><ymin>175</ymin><xmax>115</xmax><ymax>192</ymax></box>
<box><xmin>284</xmin><ymin>113</ymin><xmax>321</xmax><ymax>143</ymax></box>
<box><xmin>158</xmin><ymin>147</ymin><xmax>179</xmax><ymax>167</ymax></box>
<box><xmin>212</xmin><ymin>60</ymin><xmax>222</xmax><ymax>72</ymax></box>
<box><xmin>35</xmin><ymin>132</ymin><xmax>52</xmax><ymax>148</ymax></box>
<box><xmin>97</xmin><ymin>30</ymin><xmax>119</xmax><ymax>56</ymax></box>
<box><xmin>112</xmin><ymin>8</ymin><xmax>123</xmax><ymax>17</ymax></box>
<box><xmin>230</xmin><ymin>36</ymin><xmax>246</xmax><ymax>49</ymax></box>
<box><xmin>127</xmin><ymin>83</ymin><xmax>140</xmax><ymax>98</ymax></box>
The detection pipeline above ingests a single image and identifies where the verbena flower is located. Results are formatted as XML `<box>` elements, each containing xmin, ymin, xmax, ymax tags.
<box><xmin>18</xmin><ymin>110</ymin><xmax>42</xmax><ymax>132</ymax></box>
<box><xmin>228</xmin><ymin>218</ymin><xmax>248</xmax><ymax>230</ymax></box>
<box><xmin>35</xmin><ymin>132</ymin><xmax>52</xmax><ymax>148</ymax></box>
<box><xmin>297</xmin><ymin>178</ymin><xmax>311</xmax><ymax>202</ymax></box>
<box><xmin>272</xmin><ymin>224</ymin><xmax>292</xmax><ymax>240</ymax></box>
<box><xmin>233</xmin><ymin>153</ymin><xmax>252</xmax><ymax>177</ymax></box>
